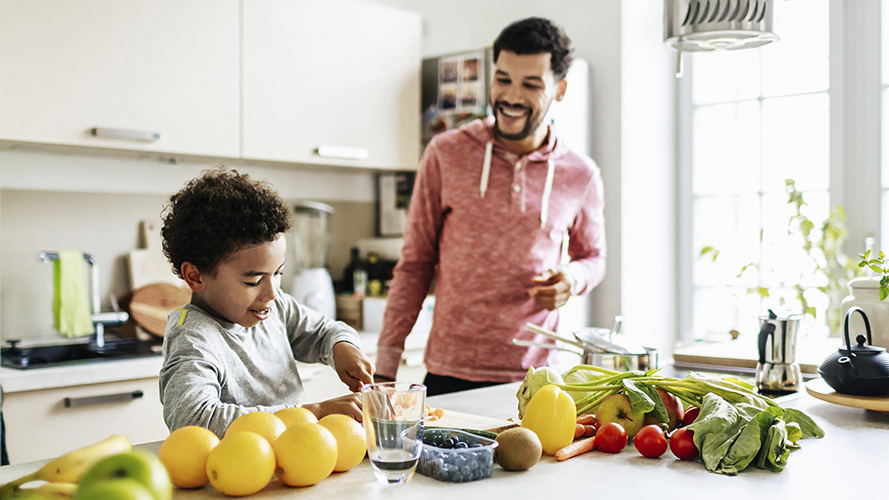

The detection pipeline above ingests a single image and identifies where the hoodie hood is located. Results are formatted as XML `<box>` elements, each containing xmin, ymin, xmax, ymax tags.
<box><xmin>459</xmin><ymin>116</ymin><xmax>561</xmax><ymax>229</ymax></box>
<box><xmin>459</xmin><ymin>116</ymin><xmax>570</xmax><ymax>163</ymax></box>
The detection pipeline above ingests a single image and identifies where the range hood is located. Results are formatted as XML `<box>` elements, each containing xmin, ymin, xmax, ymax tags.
<box><xmin>665</xmin><ymin>0</ymin><xmax>779</xmax><ymax>77</ymax></box>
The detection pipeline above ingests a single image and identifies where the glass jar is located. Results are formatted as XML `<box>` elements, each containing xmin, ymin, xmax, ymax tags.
<box><xmin>841</xmin><ymin>277</ymin><xmax>889</xmax><ymax>349</ymax></box>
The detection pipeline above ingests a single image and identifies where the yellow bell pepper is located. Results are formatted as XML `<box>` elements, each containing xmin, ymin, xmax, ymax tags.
<box><xmin>520</xmin><ymin>384</ymin><xmax>576</xmax><ymax>455</ymax></box>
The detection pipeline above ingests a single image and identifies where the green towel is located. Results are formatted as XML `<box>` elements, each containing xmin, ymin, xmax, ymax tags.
<box><xmin>52</xmin><ymin>250</ymin><xmax>94</xmax><ymax>337</ymax></box>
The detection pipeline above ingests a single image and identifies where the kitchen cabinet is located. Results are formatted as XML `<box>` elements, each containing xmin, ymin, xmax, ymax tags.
<box><xmin>242</xmin><ymin>0</ymin><xmax>421</xmax><ymax>170</ymax></box>
<box><xmin>0</xmin><ymin>0</ymin><xmax>240</xmax><ymax>158</ymax></box>
<box><xmin>3</xmin><ymin>376</ymin><xmax>168</xmax><ymax>464</ymax></box>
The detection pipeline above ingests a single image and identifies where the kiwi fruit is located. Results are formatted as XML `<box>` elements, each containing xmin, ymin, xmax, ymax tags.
<box><xmin>494</xmin><ymin>427</ymin><xmax>543</xmax><ymax>471</ymax></box>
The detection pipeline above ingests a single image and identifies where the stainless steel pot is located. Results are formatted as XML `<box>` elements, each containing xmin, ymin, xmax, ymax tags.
<box><xmin>512</xmin><ymin>339</ymin><xmax>658</xmax><ymax>372</ymax></box>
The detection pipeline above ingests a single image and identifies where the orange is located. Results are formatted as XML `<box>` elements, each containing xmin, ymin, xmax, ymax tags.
<box><xmin>318</xmin><ymin>414</ymin><xmax>367</xmax><ymax>472</ymax></box>
<box><xmin>274</xmin><ymin>407</ymin><xmax>318</xmax><ymax>427</ymax></box>
<box><xmin>205</xmin><ymin>431</ymin><xmax>276</xmax><ymax>496</ymax></box>
<box><xmin>158</xmin><ymin>426</ymin><xmax>220</xmax><ymax>488</ymax></box>
<box><xmin>225</xmin><ymin>411</ymin><xmax>287</xmax><ymax>445</ymax></box>
<box><xmin>272</xmin><ymin>422</ymin><xmax>337</xmax><ymax>487</ymax></box>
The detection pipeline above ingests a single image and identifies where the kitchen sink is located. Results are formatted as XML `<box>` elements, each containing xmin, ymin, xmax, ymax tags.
<box><xmin>1</xmin><ymin>338</ymin><xmax>162</xmax><ymax>370</ymax></box>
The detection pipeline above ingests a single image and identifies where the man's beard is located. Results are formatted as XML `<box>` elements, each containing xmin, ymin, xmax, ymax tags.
<box><xmin>492</xmin><ymin>100</ymin><xmax>550</xmax><ymax>141</ymax></box>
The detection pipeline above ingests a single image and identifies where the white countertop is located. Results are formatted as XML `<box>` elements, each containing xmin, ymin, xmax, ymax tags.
<box><xmin>0</xmin><ymin>330</ymin><xmax>414</xmax><ymax>394</ymax></box>
<box><xmin>0</xmin><ymin>378</ymin><xmax>885</xmax><ymax>499</ymax></box>
<box><xmin>0</xmin><ymin>356</ymin><xmax>164</xmax><ymax>393</ymax></box>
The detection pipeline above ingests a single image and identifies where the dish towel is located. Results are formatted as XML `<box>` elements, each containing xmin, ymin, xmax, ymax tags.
<box><xmin>52</xmin><ymin>250</ymin><xmax>94</xmax><ymax>337</ymax></box>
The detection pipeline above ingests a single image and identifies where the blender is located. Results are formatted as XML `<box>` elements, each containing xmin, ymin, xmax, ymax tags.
<box><xmin>290</xmin><ymin>202</ymin><xmax>336</xmax><ymax>320</ymax></box>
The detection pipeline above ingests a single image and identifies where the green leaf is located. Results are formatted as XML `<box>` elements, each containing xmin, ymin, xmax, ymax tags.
<box><xmin>784</xmin><ymin>408</ymin><xmax>824</xmax><ymax>439</ymax></box>
<box><xmin>862</xmin><ymin>249</ymin><xmax>872</xmax><ymax>259</ymax></box>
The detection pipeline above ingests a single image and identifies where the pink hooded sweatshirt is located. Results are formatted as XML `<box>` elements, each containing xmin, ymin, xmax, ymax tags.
<box><xmin>376</xmin><ymin>117</ymin><xmax>606</xmax><ymax>383</ymax></box>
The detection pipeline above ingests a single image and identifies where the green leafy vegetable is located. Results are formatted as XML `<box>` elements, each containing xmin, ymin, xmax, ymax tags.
<box><xmin>515</xmin><ymin>365</ymin><xmax>826</xmax><ymax>475</ymax></box>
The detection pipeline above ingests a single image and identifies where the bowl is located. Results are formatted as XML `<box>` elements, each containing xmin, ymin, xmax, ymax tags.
<box><xmin>418</xmin><ymin>428</ymin><xmax>498</xmax><ymax>483</ymax></box>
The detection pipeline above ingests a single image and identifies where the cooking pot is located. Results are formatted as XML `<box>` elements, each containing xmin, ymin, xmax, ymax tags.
<box><xmin>511</xmin><ymin>338</ymin><xmax>658</xmax><ymax>372</ymax></box>
<box><xmin>818</xmin><ymin>306</ymin><xmax>889</xmax><ymax>397</ymax></box>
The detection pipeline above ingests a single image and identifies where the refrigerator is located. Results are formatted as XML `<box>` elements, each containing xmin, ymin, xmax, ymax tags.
<box><xmin>421</xmin><ymin>47</ymin><xmax>591</xmax><ymax>157</ymax></box>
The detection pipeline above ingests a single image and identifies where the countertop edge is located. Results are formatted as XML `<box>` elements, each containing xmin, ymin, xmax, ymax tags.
<box><xmin>0</xmin><ymin>356</ymin><xmax>164</xmax><ymax>393</ymax></box>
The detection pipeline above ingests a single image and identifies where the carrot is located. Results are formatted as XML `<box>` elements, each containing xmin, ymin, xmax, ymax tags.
<box><xmin>555</xmin><ymin>436</ymin><xmax>596</xmax><ymax>461</ymax></box>
<box><xmin>577</xmin><ymin>414</ymin><xmax>596</xmax><ymax>426</ymax></box>
<box><xmin>581</xmin><ymin>424</ymin><xmax>596</xmax><ymax>437</ymax></box>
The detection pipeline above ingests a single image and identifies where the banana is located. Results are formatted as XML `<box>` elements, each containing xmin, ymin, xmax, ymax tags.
<box><xmin>0</xmin><ymin>435</ymin><xmax>130</xmax><ymax>499</ymax></box>
<box><xmin>19</xmin><ymin>483</ymin><xmax>77</xmax><ymax>500</ymax></box>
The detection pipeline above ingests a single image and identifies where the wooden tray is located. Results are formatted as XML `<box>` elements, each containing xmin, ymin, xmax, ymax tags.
<box><xmin>806</xmin><ymin>378</ymin><xmax>889</xmax><ymax>412</ymax></box>
<box><xmin>425</xmin><ymin>409</ymin><xmax>518</xmax><ymax>434</ymax></box>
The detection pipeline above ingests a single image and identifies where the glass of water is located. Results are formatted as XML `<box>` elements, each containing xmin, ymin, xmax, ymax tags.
<box><xmin>361</xmin><ymin>382</ymin><xmax>426</xmax><ymax>484</ymax></box>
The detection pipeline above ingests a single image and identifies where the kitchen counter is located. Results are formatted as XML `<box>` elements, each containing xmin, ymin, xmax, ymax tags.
<box><xmin>1</xmin><ymin>375</ymin><xmax>886</xmax><ymax>499</ymax></box>
<box><xmin>0</xmin><ymin>330</ymin><xmax>390</xmax><ymax>394</ymax></box>
<box><xmin>0</xmin><ymin>356</ymin><xmax>164</xmax><ymax>393</ymax></box>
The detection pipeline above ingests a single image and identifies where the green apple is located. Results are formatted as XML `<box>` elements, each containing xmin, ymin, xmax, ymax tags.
<box><xmin>74</xmin><ymin>478</ymin><xmax>154</xmax><ymax>500</ymax></box>
<box><xmin>77</xmin><ymin>449</ymin><xmax>172</xmax><ymax>500</ymax></box>
<box><xmin>595</xmin><ymin>393</ymin><xmax>646</xmax><ymax>439</ymax></box>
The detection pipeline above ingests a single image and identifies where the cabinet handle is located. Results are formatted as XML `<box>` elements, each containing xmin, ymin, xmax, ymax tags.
<box><xmin>63</xmin><ymin>390</ymin><xmax>144</xmax><ymax>408</ymax></box>
<box><xmin>314</xmin><ymin>145</ymin><xmax>369</xmax><ymax>160</ymax></box>
<box><xmin>89</xmin><ymin>127</ymin><xmax>160</xmax><ymax>142</ymax></box>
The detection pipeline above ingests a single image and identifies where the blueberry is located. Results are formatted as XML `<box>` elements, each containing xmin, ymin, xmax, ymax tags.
<box><xmin>455</xmin><ymin>441</ymin><xmax>469</xmax><ymax>449</ymax></box>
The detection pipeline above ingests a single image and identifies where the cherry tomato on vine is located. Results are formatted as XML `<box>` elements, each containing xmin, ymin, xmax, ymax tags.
<box><xmin>595</xmin><ymin>422</ymin><xmax>628</xmax><ymax>453</ymax></box>
<box><xmin>669</xmin><ymin>428</ymin><xmax>699</xmax><ymax>460</ymax></box>
<box><xmin>634</xmin><ymin>425</ymin><xmax>668</xmax><ymax>458</ymax></box>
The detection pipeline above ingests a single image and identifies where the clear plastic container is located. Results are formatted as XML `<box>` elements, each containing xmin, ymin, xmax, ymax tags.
<box><xmin>418</xmin><ymin>428</ymin><xmax>498</xmax><ymax>483</ymax></box>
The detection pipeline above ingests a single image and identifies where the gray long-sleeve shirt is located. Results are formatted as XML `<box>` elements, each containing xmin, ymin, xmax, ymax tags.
<box><xmin>158</xmin><ymin>292</ymin><xmax>361</xmax><ymax>437</ymax></box>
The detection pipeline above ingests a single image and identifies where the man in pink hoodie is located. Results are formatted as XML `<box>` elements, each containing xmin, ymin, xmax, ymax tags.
<box><xmin>376</xmin><ymin>17</ymin><xmax>606</xmax><ymax>396</ymax></box>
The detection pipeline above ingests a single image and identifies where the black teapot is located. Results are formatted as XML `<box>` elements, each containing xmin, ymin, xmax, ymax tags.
<box><xmin>818</xmin><ymin>307</ymin><xmax>889</xmax><ymax>397</ymax></box>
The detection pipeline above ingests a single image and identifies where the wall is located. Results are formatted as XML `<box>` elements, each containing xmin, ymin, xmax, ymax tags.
<box><xmin>0</xmin><ymin>147</ymin><xmax>377</xmax><ymax>341</ymax></box>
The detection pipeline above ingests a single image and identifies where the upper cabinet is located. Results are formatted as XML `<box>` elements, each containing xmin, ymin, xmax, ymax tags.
<box><xmin>242</xmin><ymin>0</ymin><xmax>421</xmax><ymax>170</ymax></box>
<box><xmin>0</xmin><ymin>0</ymin><xmax>241</xmax><ymax>158</ymax></box>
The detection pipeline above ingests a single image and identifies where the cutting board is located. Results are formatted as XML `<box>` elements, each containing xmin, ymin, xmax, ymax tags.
<box><xmin>806</xmin><ymin>378</ymin><xmax>889</xmax><ymax>412</ymax></box>
<box><xmin>127</xmin><ymin>283</ymin><xmax>192</xmax><ymax>336</ymax></box>
<box><xmin>425</xmin><ymin>409</ymin><xmax>518</xmax><ymax>434</ymax></box>
<box><xmin>128</xmin><ymin>220</ymin><xmax>185</xmax><ymax>290</ymax></box>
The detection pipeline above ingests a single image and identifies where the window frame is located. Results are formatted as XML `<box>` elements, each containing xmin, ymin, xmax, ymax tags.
<box><xmin>677</xmin><ymin>0</ymin><xmax>883</xmax><ymax>342</ymax></box>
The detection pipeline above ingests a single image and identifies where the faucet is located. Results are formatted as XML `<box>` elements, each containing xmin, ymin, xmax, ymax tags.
<box><xmin>39</xmin><ymin>252</ymin><xmax>129</xmax><ymax>348</ymax></box>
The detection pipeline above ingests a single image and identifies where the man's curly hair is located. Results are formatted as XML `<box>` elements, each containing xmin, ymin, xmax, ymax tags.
<box><xmin>493</xmin><ymin>17</ymin><xmax>574</xmax><ymax>81</ymax></box>
<box><xmin>161</xmin><ymin>167</ymin><xmax>292</xmax><ymax>278</ymax></box>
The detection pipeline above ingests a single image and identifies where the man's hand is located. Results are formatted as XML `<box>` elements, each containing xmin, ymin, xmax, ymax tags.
<box><xmin>529</xmin><ymin>268</ymin><xmax>572</xmax><ymax>311</ymax></box>
<box><xmin>301</xmin><ymin>393</ymin><xmax>363</xmax><ymax>422</ymax></box>
<box><xmin>332</xmin><ymin>342</ymin><xmax>375</xmax><ymax>392</ymax></box>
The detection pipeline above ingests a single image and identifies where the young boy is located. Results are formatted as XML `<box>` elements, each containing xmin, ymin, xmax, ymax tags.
<box><xmin>158</xmin><ymin>167</ymin><xmax>374</xmax><ymax>437</ymax></box>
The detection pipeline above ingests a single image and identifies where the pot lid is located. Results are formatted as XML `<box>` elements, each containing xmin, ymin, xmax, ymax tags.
<box><xmin>848</xmin><ymin>276</ymin><xmax>881</xmax><ymax>289</ymax></box>
<box><xmin>841</xmin><ymin>334</ymin><xmax>887</xmax><ymax>355</ymax></box>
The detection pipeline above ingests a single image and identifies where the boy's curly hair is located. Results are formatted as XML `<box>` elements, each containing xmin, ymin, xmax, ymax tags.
<box><xmin>161</xmin><ymin>167</ymin><xmax>292</xmax><ymax>278</ymax></box>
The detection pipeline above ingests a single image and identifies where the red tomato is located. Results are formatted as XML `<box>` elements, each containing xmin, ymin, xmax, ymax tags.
<box><xmin>669</xmin><ymin>428</ymin><xmax>699</xmax><ymax>460</ymax></box>
<box><xmin>683</xmin><ymin>406</ymin><xmax>700</xmax><ymax>425</ymax></box>
<box><xmin>595</xmin><ymin>422</ymin><xmax>628</xmax><ymax>453</ymax></box>
<box><xmin>634</xmin><ymin>425</ymin><xmax>668</xmax><ymax>458</ymax></box>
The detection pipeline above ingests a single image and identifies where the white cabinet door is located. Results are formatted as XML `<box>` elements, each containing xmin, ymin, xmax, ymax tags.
<box><xmin>0</xmin><ymin>0</ymin><xmax>240</xmax><ymax>157</ymax></box>
<box><xmin>3</xmin><ymin>377</ymin><xmax>168</xmax><ymax>464</ymax></box>
<box><xmin>242</xmin><ymin>0</ymin><xmax>421</xmax><ymax>170</ymax></box>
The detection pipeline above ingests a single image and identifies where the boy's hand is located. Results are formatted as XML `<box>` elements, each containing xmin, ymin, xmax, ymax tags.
<box><xmin>301</xmin><ymin>393</ymin><xmax>363</xmax><ymax>422</ymax></box>
<box><xmin>333</xmin><ymin>341</ymin><xmax>375</xmax><ymax>392</ymax></box>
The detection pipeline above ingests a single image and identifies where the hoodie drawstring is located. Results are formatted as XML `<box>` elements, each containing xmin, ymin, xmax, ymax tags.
<box><xmin>480</xmin><ymin>142</ymin><xmax>555</xmax><ymax>229</ymax></box>
<box><xmin>540</xmin><ymin>158</ymin><xmax>555</xmax><ymax>229</ymax></box>
<box><xmin>480</xmin><ymin>142</ymin><xmax>492</xmax><ymax>199</ymax></box>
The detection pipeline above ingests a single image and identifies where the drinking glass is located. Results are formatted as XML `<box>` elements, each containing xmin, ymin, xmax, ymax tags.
<box><xmin>361</xmin><ymin>382</ymin><xmax>426</xmax><ymax>484</ymax></box>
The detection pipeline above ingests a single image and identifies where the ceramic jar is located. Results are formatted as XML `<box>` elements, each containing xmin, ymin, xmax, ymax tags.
<box><xmin>841</xmin><ymin>277</ymin><xmax>889</xmax><ymax>349</ymax></box>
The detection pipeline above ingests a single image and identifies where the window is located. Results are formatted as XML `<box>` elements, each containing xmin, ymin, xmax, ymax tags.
<box><xmin>687</xmin><ymin>0</ymin><xmax>832</xmax><ymax>340</ymax></box>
